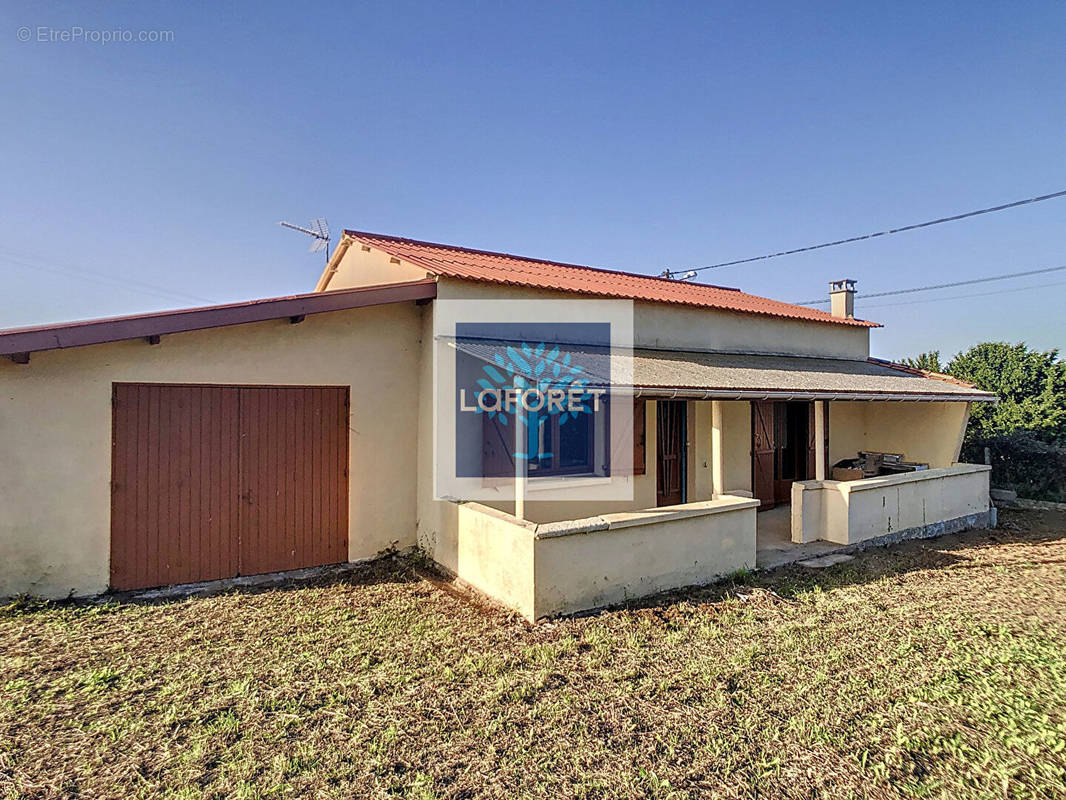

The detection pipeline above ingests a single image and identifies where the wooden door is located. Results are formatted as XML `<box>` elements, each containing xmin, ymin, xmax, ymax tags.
<box><xmin>656</xmin><ymin>400</ymin><xmax>686</xmax><ymax>507</ymax></box>
<box><xmin>773</xmin><ymin>401</ymin><xmax>792</xmax><ymax>503</ymax></box>
<box><xmin>111</xmin><ymin>384</ymin><xmax>241</xmax><ymax>590</ymax></box>
<box><xmin>751</xmin><ymin>401</ymin><xmax>776</xmax><ymax>510</ymax></box>
<box><xmin>238</xmin><ymin>387</ymin><xmax>349</xmax><ymax>577</ymax></box>
<box><xmin>111</xmin><ymin>384</ymin><xmax>349</xmax><ymax>591</ymax></box>
<box><xmin>806</xmin><ymin>401</ymin><xmax>830</xmax><ymax>480</ymax></box>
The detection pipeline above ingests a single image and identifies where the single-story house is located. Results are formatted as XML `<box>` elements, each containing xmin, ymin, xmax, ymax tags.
<box><xmin>0</xmin><ymin>230</ymin><xmax>996</xmax><ymax>619</ymax></box>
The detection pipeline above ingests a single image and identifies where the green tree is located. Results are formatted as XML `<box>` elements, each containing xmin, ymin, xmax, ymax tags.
<box><xmin>945</xmin><ymin>342</ymin><xmax>1066</xmax><ymax>442</ymax></box>
<box><xmin>906</xmin><ymin>341</ymin><xmax>1066</xmax><ymax>499</ymax></box>
<box><xmin>900</xmin><ymin>350</ymin><xmax>943</xmax><ymax>373</ymax></box>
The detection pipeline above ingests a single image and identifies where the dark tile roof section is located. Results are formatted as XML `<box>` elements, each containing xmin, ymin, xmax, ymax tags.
<box><xmin>0</xmin><ymin>279</ymin><xmax>437</xmax><ymax>358</ymax></box>
<box><xmin>630</xmin><ymin>349</ymin><xmax>997</xmax><ymax>401</ymax></box>
<box><xmin>447</xmin><ymin>339</ymin><xmax>997</xmax><ymax>401</ymax></box>
<box><xmin>344</xmin><ymin>230</ymin><xmax>880</xmax><ymax>329</ymax></box>
<box><xmin>867</xmin><ymin>356</ymin><xmax>983</xmax><ymax>389</ymax></box>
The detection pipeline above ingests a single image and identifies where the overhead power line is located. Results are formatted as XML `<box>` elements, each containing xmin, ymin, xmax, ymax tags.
<box><xmin>861</xmin><ymin>279</ymin><xmax>1066</xmax><ymax>310</ymax></box>
<box><xmin>0</xmin><ymin>246</ymin><xmax>215</xmax><ymax>305</ymax></box>
<box><xmin>663</xmin><ymin>188</ymin><xmax>1066</xmax><ymax>277</ymax></box>
<box><xmin>794</xmin><ymin>263</ymin><xmax>1066</xmax><ymax>306</ymax></box>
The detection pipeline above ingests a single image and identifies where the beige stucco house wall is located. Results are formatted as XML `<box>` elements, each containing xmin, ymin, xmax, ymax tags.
<box><xmin>0</xmin><ymin>302</ymin><xmax>424</xmax><ymax>599</ymax></box>
<box><xmin>713</xmin><ymin>400</ymin><xmax>753</xmax><ymax>494</ymax></box>
<box><xmin>828</xmin><ymin>400</ymin><xmax>970</xmax><ymax>468</ymax></box>
<box><xmin>434</xmin><ymin>278</ymin><xmax>870</xmax><ymax>358</ymax></box>
<box><xmin>316</xmin><ymin>239</ymin><xmax>430</xmax><ymax>291</ymax></box>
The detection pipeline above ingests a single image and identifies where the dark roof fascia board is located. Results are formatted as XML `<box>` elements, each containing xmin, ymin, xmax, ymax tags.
<box><xmin>631</xmin><ymin>386</ymin><xmax>997</xmax><ymax>402</ymax></box>
<box><xmin>0</xmin><ymin>279</ymin><xmax>437</xmax><ymax>357</ymax></box>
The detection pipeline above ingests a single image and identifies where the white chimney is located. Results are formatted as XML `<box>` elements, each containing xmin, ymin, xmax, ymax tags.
<box><xmin>829</xmin><ymin>279</ymin><xmax>856</xmax><ymax>319</ymax></box>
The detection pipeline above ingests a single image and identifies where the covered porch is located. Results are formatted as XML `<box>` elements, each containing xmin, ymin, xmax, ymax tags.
<box><xmin>430</xmin><ymin>349</ymin><xmax>998</xmax><ymax>620</ymax></box>
<box><xmin>628</xmin><ymin>349</ymin><xmax>997</xmax><ymax>558</ymax></box>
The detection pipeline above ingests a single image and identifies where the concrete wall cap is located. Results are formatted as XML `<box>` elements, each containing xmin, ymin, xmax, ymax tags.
<box><xmin>459</xmin><ymin>501</ymin><xmax>539</xmax><ymax>532</ymax></box>
<box><xmin>458</xmin><ymin>496</ymin><xmax>759</xmax><ymax>540</ymax></box>
<box><xmin>793</xmin><ymin>463</ymin><xmax>990</xmax><ymax>494</ymax></box>
<box><xmin>839</xmin><ymin>463</ymin><xmax>990</xmax><ymax>493</ymax></box>
<box><xmin>534</xmin><ymin>517</ymin><xmax>610</xmax><ymax>538</ymax></box>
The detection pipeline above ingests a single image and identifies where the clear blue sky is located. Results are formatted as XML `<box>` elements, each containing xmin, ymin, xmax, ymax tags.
<box><xmin>2</xmin><ymin>1</ymin><xmax>1064</xmax><ymax>359</ymax></box>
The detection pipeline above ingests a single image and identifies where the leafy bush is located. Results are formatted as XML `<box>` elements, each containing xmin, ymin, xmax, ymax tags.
<box><xmin>949</xmin><ymin>343</ymin><xmax>1066</xmax><ymax>443</ymax></box>
<box><xmin>961</xmin><ymin>431</ymin><xmax>1066</xmax><ymax>503</ymax></box>
<box><xmin>905</xmin><ymin>342</ymin><xmax>1066</xmax><ymax>500</ymax></box>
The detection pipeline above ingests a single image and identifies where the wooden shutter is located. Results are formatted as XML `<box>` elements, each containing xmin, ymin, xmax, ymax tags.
<box><xmin>633</xmin><ymin>398</ymin><xmax>646</xmax><ymax>475</ymax></box>
<box><xmin>482</xmin><ymin>411</ymin><xmax>515</xmax><ymax>478</ymax></box>
<box><xmin>751</xmin><ymin>400</ymin><xmax>776</xmax><ymax>510</ymax></box>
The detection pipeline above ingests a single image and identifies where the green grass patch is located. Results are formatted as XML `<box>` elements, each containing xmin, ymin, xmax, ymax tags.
<box><xmin>1</xmin><ymin>510</ymin><xmax>1065</xmax><ymax>798</ymax></box>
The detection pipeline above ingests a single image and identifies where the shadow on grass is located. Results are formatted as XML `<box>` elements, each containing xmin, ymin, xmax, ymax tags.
<box><xmin>7</xmin><ymin>510</ymin><xmax>1064</xmax><ymax>623</ymax></box>
<box><xmin>1</xmin><ymin>553</ymin><xmax>422</xmax><ymax>618</ymax></box>
<box><xmin>585</xmin><ymin>508</ymin><xmax>1066</xmax><ymax>617</ymax></box>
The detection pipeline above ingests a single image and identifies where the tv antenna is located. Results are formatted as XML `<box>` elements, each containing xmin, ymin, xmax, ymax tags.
<box><xmin>279</xmin><ymin>218</ymin><xmax>331</xmax><ymax>265</ymax></box>
<box><xmin>659</xmin><ymin>269</ymin><xmax>698</xmax><ymax>281</ymax></box>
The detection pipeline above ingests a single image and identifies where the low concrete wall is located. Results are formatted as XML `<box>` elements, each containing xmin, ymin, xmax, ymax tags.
<box><xmin>533</xmin><ymin>497</ymin><xmax>758</xmax><ymax>618</ymax></box>
<box><xmin>454</xmin><ymin>503</ymin><xmax>536</xmax><ymax>619</ymax></box>
<box><xmin>791</xmin><ymin>464</ymin><xmax>991</xmax><ymax>546</ymax></box>
<box><xmin>443</xmin><ymin>496</ymin><xmax>758</xmax><ymax>621</ymax></box>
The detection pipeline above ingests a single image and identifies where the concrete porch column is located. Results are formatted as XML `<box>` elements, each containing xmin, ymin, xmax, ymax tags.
<box><xmin>711</xmin><ymin>400</ymin><xmax>725</xmax><ymax>497</ymax></box>
<box><xmin>814</xmin><ymin>400</ymin><xmax>827</xmax><ymax>481</ymax></box>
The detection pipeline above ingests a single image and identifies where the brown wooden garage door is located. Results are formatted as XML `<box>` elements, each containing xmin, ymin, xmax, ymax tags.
<box><xmin>110</xmin><ymin>384</ymin><xmax>350</xmax><ymax>591</ymax></box>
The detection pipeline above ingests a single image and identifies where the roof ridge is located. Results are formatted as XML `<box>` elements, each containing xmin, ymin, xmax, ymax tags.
<box><xmin>343</xmin><ymin>229</ymin><xmax>744</xmax><ymax>293</ymax></box>
<box><xmin>341</xmin><ymin>229</ymin><xmax>880</xmax><ymax>329</ymax></box>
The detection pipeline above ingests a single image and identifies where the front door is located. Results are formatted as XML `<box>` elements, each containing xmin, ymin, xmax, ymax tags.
<box><xmin>751</xmin><ymin>400</ymin><xmax>818</xmax><ymax>510</ymax></box>
<box><xmin>656</xmin><ymin>400</ymin><xmax>686</xmax><ymax>507</ymax></box>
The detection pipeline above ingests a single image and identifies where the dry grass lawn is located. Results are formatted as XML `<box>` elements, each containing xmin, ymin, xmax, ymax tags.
<box><xmin>2</xmin><ymin>509</ymin><xmax>1066</xmax><ymax>800</ymax></box>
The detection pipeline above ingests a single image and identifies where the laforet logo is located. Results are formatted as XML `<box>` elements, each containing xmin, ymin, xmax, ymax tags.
<box><xmin>452</xmin><ymin>321</ymin><xmax>612</xmax><ymax>478</ymax></box>
<box><xmin>436</xmin><ymin>301</ymin><xmax>633</xmax><ymax>502</ymax></box>
<box><xmin>459</xmin><ymin>340</ymin><xmax>605</xmax><ymax>461</ymax></box>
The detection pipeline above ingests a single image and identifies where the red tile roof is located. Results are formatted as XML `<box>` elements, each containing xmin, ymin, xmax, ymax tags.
<box><xmin>344</xmin><ymin>230</ymin><xmax>880</xmax><ymax>328</ymax></box>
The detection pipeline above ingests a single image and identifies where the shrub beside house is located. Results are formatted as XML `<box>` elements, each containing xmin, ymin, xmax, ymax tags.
<box><xmin>904</xmin><ymin>342</ymin><xmax>1066</xmax><ymax>501</ymax></box>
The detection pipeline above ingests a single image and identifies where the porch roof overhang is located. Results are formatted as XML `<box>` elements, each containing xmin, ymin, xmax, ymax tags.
<box><xmin>629</xmin><ymin>350</ymin><xmax>997</xmax><ymax>402</ymax></box>
<box><xmin>445</xmin><ymin>337</ymin><xmax>996</xmax><ymax>403</ymax></box>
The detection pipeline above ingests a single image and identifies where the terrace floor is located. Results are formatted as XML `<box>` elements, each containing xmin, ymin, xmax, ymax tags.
<box><xmin>754</xmin><ymin>503</ymin><xmax>847</xmax><ymax>569</ymax></box>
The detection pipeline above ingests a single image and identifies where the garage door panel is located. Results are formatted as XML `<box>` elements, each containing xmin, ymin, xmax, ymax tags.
<box><xmin>110</xmin><ymin>384</ymin><xmax>134</xmax><ymax>589</ymax></box>
<box><xmin>112</xmin><ymin>384</ymin><xmax>240</xmax><ymax>590</ymax></box>
<box><xmin>111</xmin><ymin>384</ymin><xmax>348</xmax><ymax>591</ymax></box>
<box><xmin>237</xmin><ymin>386</ymin><xmax>349</xmax><ymax>577</ymax></box>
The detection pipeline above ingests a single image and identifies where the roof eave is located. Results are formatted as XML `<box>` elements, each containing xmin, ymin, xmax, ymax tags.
<box><xmin>0</xmin><ymin>279</ymin><xmax>437</xmax><ymax>359</ymax></box>
<box><xmin>631</xmin><ymin>386</ymin><xmax>996</xmax><ymax>402</ymax></box>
